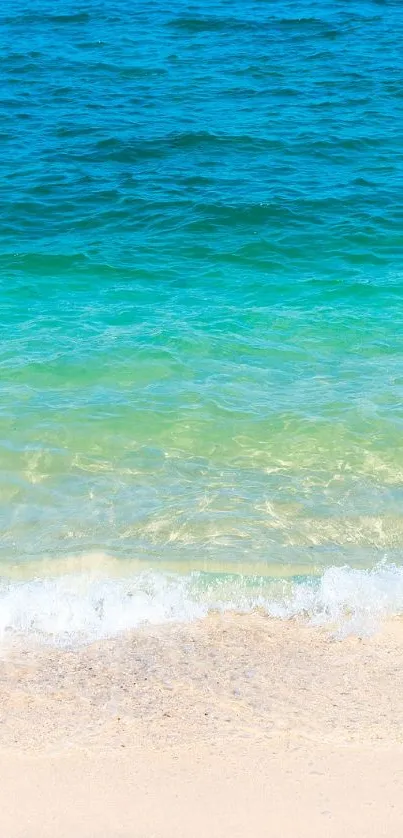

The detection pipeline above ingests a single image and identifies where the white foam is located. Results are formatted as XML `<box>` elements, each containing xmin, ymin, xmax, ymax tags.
<box><xmin>0</xmin><ymin>572</ymin><xmax>207</xmax><ymax>646</ymax></box>
<box><xmin>264</xmin><ymin>562</ymin><xmax>403</xmax><ymax>637</ymax></box>
<box><xmin>0</xmin><ymin>561</ymin><xmax>403</xmax><ymax>645</ymax></box>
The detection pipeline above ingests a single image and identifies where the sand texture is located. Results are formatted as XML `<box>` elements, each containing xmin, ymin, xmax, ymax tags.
<box><xmin>1</xmin><ymin>613</ymin><xmax>403</xmax><ymax>836</ymax></box>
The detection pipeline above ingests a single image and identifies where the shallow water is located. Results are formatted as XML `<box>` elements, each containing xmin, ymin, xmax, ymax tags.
<box><xmin>1</xmin><ymin>0</ymin><xmax>403</xmax><ymax>642</ymax></box>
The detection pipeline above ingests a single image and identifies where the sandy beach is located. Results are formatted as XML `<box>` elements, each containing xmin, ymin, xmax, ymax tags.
<box><xmin>2</xmin><ymin>741</ymin><xmax>403</xmax><ymax>838</ymax></box>
<box><xmin>1</xmin><ymin>613</ymin><xmax>402</xmax><ymax>836</ymax></box>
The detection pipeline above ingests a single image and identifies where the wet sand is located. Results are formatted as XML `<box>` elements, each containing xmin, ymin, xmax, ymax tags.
<box><xmin>1</xmin><ymin>613</ymin><xmax>403</xmax><ymax>835</ymax></box>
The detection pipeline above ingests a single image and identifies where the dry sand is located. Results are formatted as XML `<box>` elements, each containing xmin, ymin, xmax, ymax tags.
<box><xmin>2</xmin><ymin>742</ymin><xmax>403</xmax><ymax>838</ymax></box>
<box><xmin>1</xmin><ymin>613</ymin><xmax>403</xmax><ymax>836</ymax></box>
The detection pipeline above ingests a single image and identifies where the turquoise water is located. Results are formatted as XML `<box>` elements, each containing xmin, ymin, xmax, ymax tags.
<box><xmin>1</xmin><ymin>0</ymin><xmax>403</xmax><ymax>640</ymax></box>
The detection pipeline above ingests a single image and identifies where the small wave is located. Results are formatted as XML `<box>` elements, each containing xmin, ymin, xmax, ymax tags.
<box><xmin>5</xmin><ymin>12</ymin><xmax>90</xmax><ymax>25</ymax></box>
<box><xmin>166</xmin><ymin>15</ymin><xmax>258</xmax><ymax>34</ymax></box>
<box><xmin>119</xmin><ymin>66</ymin><xmax>167</xmax><ymax>79</ymax></box>
<box><xmin>0</xmin><ymin>252</ymin><xmax>90</xmax><ymax>274</ymax></box>
<box><xmin>0</xmin><ymin>560</ymin><xmax>402</xmax><ymax>646</ymax></box>
<box><xmin>276</xmin><ymin>17</ymin><xmax>327</xmax><ymax>26</ymax></box>
<box><xmin>88</xmin><ymin>131</ymin><xmax>268</xmax><ymax>164</ymax></box>
<box><xmin>47</xmin><ymin>12</ymin><xmax>90</xmax><ymax>23</ymax></box>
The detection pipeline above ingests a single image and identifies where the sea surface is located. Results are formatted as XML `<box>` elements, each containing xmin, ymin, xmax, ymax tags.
<box><xmin>1</xmin><ymin>0</ymin><xmax>403</xmax><ymax>643</ymax></box>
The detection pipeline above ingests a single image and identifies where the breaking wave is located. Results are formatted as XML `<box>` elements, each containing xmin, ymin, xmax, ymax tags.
<box><xmin>0</xmin><ymin>557</ymin><xmax>402</xmax><ymax>645</ymax></box>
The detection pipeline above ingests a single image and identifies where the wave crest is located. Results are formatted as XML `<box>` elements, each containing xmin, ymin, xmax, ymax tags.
<box><xmin>0</xmin><ymin>560</ymin><xmax>402</xmax><ymax>645</ymax></box>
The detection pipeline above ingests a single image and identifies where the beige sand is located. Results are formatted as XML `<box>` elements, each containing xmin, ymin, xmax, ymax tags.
<box><xmin>2</xmin><ymin>742</ymin><xmax>403</xmax><ymax>838</ymax></box>
<box><xmin>1</xmin><ymin>613</ymin><xmax>403</xmax><ymax>836</ymax></box>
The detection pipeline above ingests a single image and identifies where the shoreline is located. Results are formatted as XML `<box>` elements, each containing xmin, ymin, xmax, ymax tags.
<box><xmin>1</xmin><ymin>613</ymin><xmax>403</xmax><ymax>835</ymax></box>
<box><xmin>1</xmin><ymin>613</ymin><xmax>403</xmax><ymax>750</ymax></box>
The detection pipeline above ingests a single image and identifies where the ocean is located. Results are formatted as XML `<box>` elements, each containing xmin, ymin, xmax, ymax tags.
<box><xmin>1</xmin><ymin>0</ymin><xmax>403</xmax><ymax>644</ymax></box>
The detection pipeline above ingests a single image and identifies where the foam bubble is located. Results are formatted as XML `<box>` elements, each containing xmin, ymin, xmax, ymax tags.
<box><xmin>0</xmin><ymin>561</ymin><xmax>403</xmax><ymax>645</ymax></box>
<box><xmin>0</xmin><ymin>572</ymin><xmax>206</xmax><ymax>646</ymax></box>
<box><xmin>265</xmin><ymin>562</ymin><xmax>403</xmax><ymax>637</ymax></box>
